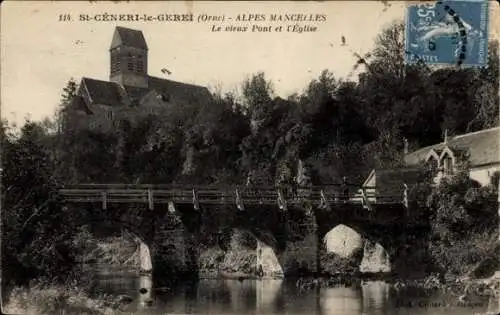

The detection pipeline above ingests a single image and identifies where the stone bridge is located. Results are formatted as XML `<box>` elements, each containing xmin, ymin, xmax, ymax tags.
<box><xmin>54</xmin><ymin>184</ymin><xmax>427</xmax><ymax>283</ymax></box>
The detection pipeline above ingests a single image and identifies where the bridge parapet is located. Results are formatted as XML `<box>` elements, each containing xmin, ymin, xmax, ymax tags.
<box><xmin>56</xmin><ymin>183</ymin><xmax>408</xmax><ymax>211</ymax></box>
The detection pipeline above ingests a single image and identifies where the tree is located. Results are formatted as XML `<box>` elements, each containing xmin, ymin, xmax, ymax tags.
<box><xmin>371</xmin><ymin>21</ymin><xmax>405</xmax><ymax>80</ymax></box>
<box><xmin>242</xmin><ymin>72</ymin><xmax>274</xmax><ymax>134</ymax></box>
<box><xmin>239</xmin><ymin>73</ymin><xmax>285</xmax><ymax>185</ymax></box>
<box><xmin>1</xmin><ymin>120</ymin><xmax>66</xmax><ymax>283</ymax></box>
<box><xmin>54</xmin><ymin>79</ymin><xmax>79</xmax><ymax>182</ymax></box>
<box><xmin>468</xmin><ymin>40</ymin><xmax>500</xmax><ymax>131</ymax></box>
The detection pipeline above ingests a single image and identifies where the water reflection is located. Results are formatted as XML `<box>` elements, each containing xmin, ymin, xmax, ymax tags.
<box><xmin>361</xmin><ymin>281</ymin><xmax>389</xmax><ymax>315</ymax></box>
<box><xmin>256</xmin><ymin>279</ymin><xmax>283</xmax><ymax>313</ymax></box>
<box><xmin>91</xmin><ymin>265</ymin><xmax>140</xmax><ymax>295</ymax></box>
<box><xmin>224</xmin><ymin>280</ymin><xmax>254</xmax><ymax>312</ymax></box>
<box><xmin>138</xmin><ymin>275</ymin><xmax>153</xmax><ymax>308</ymax></box>
<box><xmin>90</xmin><ymin>268</ymin><xmax>495</xmax><ymax>315</ymax></box>
<box><xmin>320</xmin><ymin>286</ymin><xmax>362</xmax><ymax>315</ymax></box>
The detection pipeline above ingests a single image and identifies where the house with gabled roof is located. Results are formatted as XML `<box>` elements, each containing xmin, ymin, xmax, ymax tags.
<box><xmin>63</xmin><ymin>26</ymin><xmax>212</xmax><ymax>133</ymax></box>
<box><xmin>362</xmin><ymin>127</ymin><xmax>500</xmax><ymax>196</ymax></box>
<box><xmin>404</xmin><ymin>127</ymin><xmax>500</xmax><ymax>186</ymax></box>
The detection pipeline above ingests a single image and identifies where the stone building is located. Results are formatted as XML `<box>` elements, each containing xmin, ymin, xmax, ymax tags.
<box><xmin>362</xmin><ymin>127</ymin><xmax>500</xmax><ymax>198</ymax></box>
<box><xmin>404</xmin><ymin>127</ymin><xmax>500</xmax><ymax>186</ymax></box>
<box><xmin>63</xmin><ymin>26</ymin><xmax>212</xmax><ymax>133</ymax></box>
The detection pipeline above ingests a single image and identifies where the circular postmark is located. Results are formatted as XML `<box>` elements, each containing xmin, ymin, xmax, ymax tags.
<box><xmin>438</xmin><ymin>1</ymin><xmax>468</xmax><ymax>66</ymax></box>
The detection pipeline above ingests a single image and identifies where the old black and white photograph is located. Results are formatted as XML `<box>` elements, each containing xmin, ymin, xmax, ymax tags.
<box><xmin>1</xmin><ymin>1</ymin><xmax>499</xmax><ymax>314</ymax></box>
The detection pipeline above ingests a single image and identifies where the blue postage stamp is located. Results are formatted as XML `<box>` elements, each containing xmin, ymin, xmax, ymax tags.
<box><xmin>405</xmin><ymin>0</ymin><xmax>489</xmax><ymax>67</ymax></box>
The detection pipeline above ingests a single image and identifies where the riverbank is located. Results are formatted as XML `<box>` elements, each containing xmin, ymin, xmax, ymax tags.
<box><xmin>3</xmin><ymin>283</ymin><xmax>128</xmax><ymax>315</ymax></box>
<box><xmin>293</xmin><ymin>273</ymin><xmax>500</xmax><ymax>298</ymax></box>
<box><xmin>5</xmin><ymin>271</ymin><xmax>499</xmax><ymax>315</ymax></box>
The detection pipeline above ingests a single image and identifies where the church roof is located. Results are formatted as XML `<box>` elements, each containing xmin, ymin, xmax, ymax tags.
<box><xmin>66</xmin><ymin>95</ymin><xmax>93</xmax><ymax>114</ymax></box>
<box><xmin>81</xmin><ymin>77</ymin><xmax>124</xmax><ymax>106</ymax></box>
<box><xmin>111</xmin><ymin>26</ymin><xmax>148</xmax><ymax>50</ymax></box>
<box><xmin>147</xmin><ymin>76</ymin><xmax>212</xmax><ymax>104</ymax></box>
<box><xmin>405</xmin><ymin>127</ymin><xmax>500</xmax><ymax>167</ymax></box>
<box><xmin>122</xmin><ymin>85</ymin><xmax>150</xmax><ymax>106</ymax></box>
<box><xmin>77</xmin><ymin>76</ymin><xmax>211</xmax><ymax>108</ymax></box>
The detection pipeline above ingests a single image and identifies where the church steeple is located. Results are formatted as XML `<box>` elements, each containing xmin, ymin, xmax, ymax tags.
<box><xmin>109</xmin><ymin>26</ymin><xmax>148</xmax><ymax>88</ymax></box>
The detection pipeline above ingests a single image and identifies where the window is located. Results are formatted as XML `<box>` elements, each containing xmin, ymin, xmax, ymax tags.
<box><xmin>106</xmin><ymin>110</ymin><xmax>114</xmax><ymax>120</ymax></box>
<box><xmin>426</xmin><ymin>158</ymin><xmax>439</xmax><ymax>176</ymax></box>
<box><xmin>137</xmin><ymin>59</ymin><xmax>144</xmax><ymax>72</ymax></box>
<box><xmin>110</xmin><ymin>54</ymin><xmax>120</xmax><ymax>75</ymax></box>
<box><xmin>443</xmin><ymin>154</ymin><xmax>453</xmax><ymax>175</ymax></box>
<box><xmin>490</xmin><ymin>171</ymin><xmax>500</xmax><ymax>189</ymax></box>
<box><xmin>126</xmin><ymin>54</ymin><xmax>134</xmax><ymax>71</ymax></box>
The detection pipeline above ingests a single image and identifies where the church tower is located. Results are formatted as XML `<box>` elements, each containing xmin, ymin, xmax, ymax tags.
<box><xmin>109</xmin><ymin>26</ymin><xmax>149</xmax><ymax>88</ymax></box>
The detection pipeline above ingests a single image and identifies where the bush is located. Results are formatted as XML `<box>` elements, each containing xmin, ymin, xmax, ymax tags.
<box><xmin>427</xmin><ymin>172</ymin><xmax>497</xmax><ymax>241</ymax></box>
<box><xmin>429</xmin><ymin>231</ymin><xmax>498</xmax><ymax>277</ymax></box>
<box><xmin>320</xmin><ymin>247</ymin><xmax>363</xmax><ymax>275</ymax></box>
<box><xmin>426</xmin><ymin>172</ymin><xmax>499</xmax><ymax>277</ymax></box>
<box><xmin>198</xmin><ymin>247</ymin><xmax>225</xmax><ymax>275</ymax></box>
<box><xmin>4</xmin><ymin>282</ymin><xmax>120</xmax><ymax>315</ymax></box>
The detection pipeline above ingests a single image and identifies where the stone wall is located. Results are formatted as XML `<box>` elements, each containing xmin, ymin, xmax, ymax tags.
<box><xmin>198</xmin><ymin>229</ymin><xmax>257</xmax><ymax>278</ymax></box>
<box><xmin>256</xmin><ymin>240</ymin><xmax>283</xmax><ymax>278</ymax></box>
<box><xmin>279</xmin><ymin>209</ymin><xmax>319</xmax><ymax>276</ymax></box>
<box><xmin>89</xmin><ymin>202</ymin><xmax>416</xmax><ymax>280</ymax></box>
<box><xmin>359</xmin><ymin>240</ymin><xmax>391</xmax><ymax>273</ymax></box>
<box><xmin>152</xmin><ymin>211</ymin><xmax>190</xmax><ymax>281</ymax></box>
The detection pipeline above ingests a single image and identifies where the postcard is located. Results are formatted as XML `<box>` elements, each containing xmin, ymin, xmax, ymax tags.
<box><xmin>1</xmin><ymin>1</ymin><xmax>499</xmax><ymax>314</ymax></box>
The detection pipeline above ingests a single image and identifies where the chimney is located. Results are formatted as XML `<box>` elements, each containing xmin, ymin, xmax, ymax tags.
<box><xmin>444</xmin><ymin>129</ymin><xmax>448</xmax><ymax>145</ymax></box>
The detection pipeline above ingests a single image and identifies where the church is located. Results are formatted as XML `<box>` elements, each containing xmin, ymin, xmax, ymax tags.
<box><xmin>64</xmin><ymin>26</ymin><xmax>212</xmax><ymax>132</ymax></box>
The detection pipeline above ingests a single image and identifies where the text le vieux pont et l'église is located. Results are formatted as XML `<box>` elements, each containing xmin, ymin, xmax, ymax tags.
<box><xmin>205</xmin><ymin>13</ymin><xmax>327</xmax><ymax>33</ymax></box>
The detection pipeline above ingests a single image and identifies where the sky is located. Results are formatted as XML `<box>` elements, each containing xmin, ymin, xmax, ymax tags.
<box><xmin>1</xmin><ymin>1</ymin><xmax>498</xmax><ymax>126</ymax></box>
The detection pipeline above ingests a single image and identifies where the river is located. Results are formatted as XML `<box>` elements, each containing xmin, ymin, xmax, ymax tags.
<box><xmin>90</xmin><ymin>265</ymin><xmax>499</xmax><ymax>315</ymax></box>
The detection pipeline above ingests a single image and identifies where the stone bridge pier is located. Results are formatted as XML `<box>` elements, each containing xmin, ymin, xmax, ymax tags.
<box><xmin>60</xmin><ymin>201</ymin><xmax>202</xmax><ymax>284</ymax></box>
<box><xmin>150</xmin><ymin>202</ymin><xmax>202</xmax><ymax>283</ymax></box>
<box><xmin>57</xmin><ymin>185</ymin><xmax>422</xmax><ymax>282</ymax></box>
<box><xmin>233</xmin><ymin>203</ymin><xmax>321</xmax><ymax>278</ymax></box>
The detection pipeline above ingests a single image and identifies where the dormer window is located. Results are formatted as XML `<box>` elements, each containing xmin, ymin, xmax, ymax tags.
<box><xmin>425</xmin><ymin>157</ymin><xmax>439</xmax><ymax>176</ymax></box>
<box><xmin>425</xmin><ymin>150</ymin><xmax>440</xmax><ymax>173</ymax></box>
<box><xmin>443</xmin><ymin>154</ymin><xmax>453</xmax><ymax>175</ymax></box>
<box><xmin>439</xmin><ymin>147</ymin><xmax>455</xmax><ymax>176</ymax></box>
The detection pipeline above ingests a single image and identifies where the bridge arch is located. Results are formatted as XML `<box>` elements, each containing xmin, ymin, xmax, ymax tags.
<box><xmin>320</xmin><ymin>222</ymin><xmax>392</xmax><ymax>275</ymax></box>
<box><xmin>72</xmin><ymin>218</ymin><xmax>153</xmax><ymax>273</ymax></box>
<box><xmin>61</xmin><ymin>202</ymin><xmax>199</xmax><ymax>284</ymax></box>
<box><xmin>323</xmin><ymin>224</ymin><xmax>364</xmax><ymax>259</ymax></box>
<box><xmin>198</xmin><ymin>227</ymin><xmax>284</xmax><ymax>279</ymax></box>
